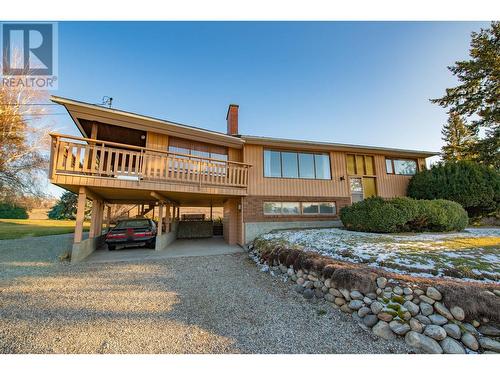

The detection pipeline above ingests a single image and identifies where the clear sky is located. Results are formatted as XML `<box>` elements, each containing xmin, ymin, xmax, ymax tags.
<box><xmin>43</xmin><ymin>21</ymin><xmax>489</xmax><ymax>195</ymax></box>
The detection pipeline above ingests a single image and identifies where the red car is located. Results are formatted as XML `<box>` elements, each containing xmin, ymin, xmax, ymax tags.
<box><xmin>105</xmin><ymin>218</ymin><xmax>157</xmax><ymax>250</ymax></box>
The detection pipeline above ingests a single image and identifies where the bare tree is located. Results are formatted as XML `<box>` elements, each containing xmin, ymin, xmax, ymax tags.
<box><xmin>0</xmin><ymin>49</ymin><xmax>52</xmax><ymax>198</ymax></box>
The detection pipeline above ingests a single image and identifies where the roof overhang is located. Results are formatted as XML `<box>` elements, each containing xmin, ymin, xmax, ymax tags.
<box><xmin>51</xmin><ymin>96</ymin><xmax>245</xmax><ymax>149</ymax></box>
<box><xmin>241</xmin><ymin>135</ymin><xmax>438</xmax><ymax>158</ymax></box>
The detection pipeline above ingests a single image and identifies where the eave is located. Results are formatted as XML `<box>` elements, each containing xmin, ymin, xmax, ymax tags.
<box><xmin>241</xmin><ymin>135</ymin><xmax>438</xmax><ymax>158</ymax></box>
<box><xmin>50</xmin><ymin>96</ymin><xmax>245</xmax><ymax>149</ymax></box>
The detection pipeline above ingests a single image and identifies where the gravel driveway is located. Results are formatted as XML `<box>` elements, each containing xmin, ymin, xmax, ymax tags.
<box><xmin>0</xmin><ymin>235</ymin><xmax>411</xmax><ymax>353</ymax></box>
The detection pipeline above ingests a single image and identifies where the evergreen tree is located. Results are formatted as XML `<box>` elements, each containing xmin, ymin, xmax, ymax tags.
<box><xmin>431</xmin><ymin>22</ymin><xmax>499</xmax><ymax>168</ymax></box>
<box><xmin>48</xmin><ymin>192</ymin><xmax>91</xmax><ymax>220</ymax></box>
<box><xmin>407</xmin><ymin>161</ymin><xmax>500</xmax><ymax>217</ymax></box>
<box><xmin>441</xmin><ymin>112</ymin><xmax>477</xmax><ymax>162</ymax></box>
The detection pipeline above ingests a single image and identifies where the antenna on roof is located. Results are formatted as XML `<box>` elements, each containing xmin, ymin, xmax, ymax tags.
<box><xmin>101</xmin><ymin>96</ymin><xmax>113</xmax><ymax>108</ymax></box>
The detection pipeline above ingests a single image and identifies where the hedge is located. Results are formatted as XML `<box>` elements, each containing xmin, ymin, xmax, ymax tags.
<box><xmin>0</xmin><ymin>203</ymin><xmax>29</xmax><ymax>219</ymax></box>
<box><xmin>340</xmin><ymin>197</ymin><xmax>468</xmax><ymax>233</ymax></box>
<box><xmin>407</xmin><ymin>161</ymin><xmax>500</xmax><ymax>217</ymax></box>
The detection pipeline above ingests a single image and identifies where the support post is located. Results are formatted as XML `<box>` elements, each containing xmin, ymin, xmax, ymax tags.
<box><xmin>210</xmin><ymin>203</ymin><xmax>213</xmax><ymax>221</ymax></box>
<box><xmin>96</xmin><ymin>201</ymin><xmax>104</xmax><ymax>236</ymax></box>
<box><xmin>89</xmin><ymin>200</ymin><xmax>99</xmax><ymax>238</ymax></box>
<box><xmin>106</xmin><ymin>205</ymin><xmax>111</xmax><ymax>230</ymax></box>
<box><xmin>74</xmin><ymin>187</ymin><xmax>87</xmax><ymax>244</ymax></box>
<box><xmin>158</xmin><ymin>204</ymin><xmax>164</xmax><ymax>236</ymax></box>
<box><xmin>165</xmin><ymin>204</ymin><xmax>171</xmax><ymax>233</ymax></box>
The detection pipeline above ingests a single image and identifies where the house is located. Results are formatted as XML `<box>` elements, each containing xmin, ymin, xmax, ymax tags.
<box><xmin>48</xmin><ymin>96</ymin><xmax>436</xmax><ymax>261</ymax></box>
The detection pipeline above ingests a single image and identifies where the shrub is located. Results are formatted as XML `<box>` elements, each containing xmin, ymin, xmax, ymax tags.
<box><xmin>339</xmin><ymin>197</ymin><xmax>405</xmax><ymax>233</ymax></box>
<box><xmin>407</xmin><ymin>161</ymin><xmax>500</xmax><ymax>217</ymax></box>
<box><xmin>0</xmin><ymin>202</ymin><xmax>28</xmax><ymax>219</ymax></box>
<box><xmin>340</xmin><ymin>197</ymin><xmax>468</xmax><ymax>233</ymax></box>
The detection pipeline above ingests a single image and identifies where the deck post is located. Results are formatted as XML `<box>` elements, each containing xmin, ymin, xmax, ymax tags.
<box><xmin>158</xmin><ymin>204</ymin><xmax>164</xmax><ymax>236</ymax></box>
<box><xmin>106</xmin><ymin>205</ymin><xmax>111</xmax><ymax>230</ymax></box>
<box><xmin>96</xmin><ymin>201</ymin><xmax>104</xmax><ymax>236</ymax></box>
<box><xmin>89</xmin><ymin>200</ymin><xmax>99</xmax><ymax>238</ymax></box>
<box><xmin>165</xmin><ymin>204</ymin><xmax>171</xmax><ymax>233</ymax></box>
<box><xmin>74</xmin><ymin>187</ymin><xmax>87</xmax><ymax>244</ymax></box>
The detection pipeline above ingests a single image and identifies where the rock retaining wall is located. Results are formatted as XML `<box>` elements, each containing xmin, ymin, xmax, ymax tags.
<box><xmin>248</xmin><ymin>242</ymin><xmax>500</xmax><ymax>354</ymax></box>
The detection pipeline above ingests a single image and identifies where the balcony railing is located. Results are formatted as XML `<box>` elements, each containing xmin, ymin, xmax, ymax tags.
<box><xmin>49</xmin><ymin>133</ymin><xmax>250</xmax><ymax>188</ymax></box>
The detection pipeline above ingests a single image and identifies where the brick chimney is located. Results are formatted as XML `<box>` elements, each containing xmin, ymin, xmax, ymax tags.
<box><xmin>226</xmin><ymin>104</ymin><xmax>239</xmax><ymax>135</ymax></box>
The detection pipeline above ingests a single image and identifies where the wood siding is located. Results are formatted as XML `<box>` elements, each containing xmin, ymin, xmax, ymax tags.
<box><xmin>146</xmin><ymin>131</ymin><xmax>168</xmax><ymax>150</ymax></box>
<box><xmin>243</xmin><ymin>144</ymin><xmax>423</xmax><ymax>199</ymax></box>
<box><xmin>243</xmin><ymin>144</ymin><xmax>349</xmax><ymax>197</ymax></box>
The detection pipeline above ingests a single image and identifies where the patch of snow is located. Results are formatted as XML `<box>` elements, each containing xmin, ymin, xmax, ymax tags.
<box><xmin>258</xmin><ymin>227</ymin><xmax>500</xmax><ymax>282</ymax></box>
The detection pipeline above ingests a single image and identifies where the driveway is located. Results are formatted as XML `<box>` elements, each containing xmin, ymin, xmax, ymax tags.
<box><xmin>0</xmin><ymin>234</ymin><xmax>411</xmax><ymax>353</ymax></box>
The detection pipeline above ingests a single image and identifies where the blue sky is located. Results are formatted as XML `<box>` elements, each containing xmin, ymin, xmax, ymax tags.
<box><xmin>44</xmin><ymin>21</ymin><xmax>488</xmax><ymax>195</ymax></box>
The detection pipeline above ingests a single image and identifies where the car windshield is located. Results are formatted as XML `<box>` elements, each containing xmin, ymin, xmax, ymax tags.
<box><xmin>115</xmin><ymin>219</ymin><xmax>150</xmax><ymax>229</ymax></box>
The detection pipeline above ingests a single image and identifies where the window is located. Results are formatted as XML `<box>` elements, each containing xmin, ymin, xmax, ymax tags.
<box><xmin>350</xmin><ymin>178</ymin><xmax>364</xmax><ymax>203</ymax></box>
<box><xmin>385</xmin><ymin>159</ymin><xmax>393</xmax><ymax>174</ymax></box>
<box><xmin>346</xmin><ymin>154</ymin><xmax>375</xmax><ymax>176</ymax></box>
<box><xmin>319</xmin><ymin>202</ymin><xmax>336</xmax><ymax>214</ymax></box>
<box><xmin>263</xmin><ymin>150</ymin><xmax>331</xmax><ymax>179</ymax></box>
<box><xmin>282</xmin><ymin>152</ymin><xmax>299</xmax><ymax>178</ymax></box>
<box><xmin>264</xmin><ymin>150</ymin><xmax>282</xmax><ymax>177</ymax></box>
<box><xmin>281</xmin><ymin>202</ymin><xmax>300</xmax><ymax>215</ymax></box>
<box><xmin>168</xmin><ymin>137</ymin><xmax>228</xmax><ymax>162</ymax></box>
<box><xmin>264</xmin><ymin>202</ymin><xmax>336</xmax><ymax>215</ymax></box>
<box><xmin>263</xmin><ymin>202</ymin><xmax>300</xmax><ymax>215</ymax></box>
<box><xmin>298</xmin><ymin>153</ymin><xmax>315</xmax><ymax>178</ymax></box>
<box><xmin>385</xmin><ymin>158</ymin><xmax>417</xmax><ymax>175</ymax></box>
<box><xmin>263</xmin><ymin>202</ymin><xmax>282</xmax><ymax>215</ymax></box>
<box><xmin>314</xmin><ymin>154</ymin><xmax>331</xmax><ymax>179</ymax></box>
<box><xmin>302</xmin><ymin>202</ymin><xmax>319</xmax><ymax>214</ymax></box>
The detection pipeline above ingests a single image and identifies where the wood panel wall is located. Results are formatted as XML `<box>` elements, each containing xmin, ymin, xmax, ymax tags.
<box><xmin>146</xmin><ymin>132</ymin><xmax>169</xmax><ymax>150</ymax></box>
<box><xmin>243</xmin><ymin>144</ymin><xmax>349</xmax><ymax>197</ymax></box>
<box><xmin>243</xmin><ymin>144</ymin><xmax>425</xmax><ymax>199</ymax></box>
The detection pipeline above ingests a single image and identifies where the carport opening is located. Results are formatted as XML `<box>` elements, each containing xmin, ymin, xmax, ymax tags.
<box><xmin>97</xmin><ymin>203</ymin><xmax>226</xmax><ymax>251</ymax></box>
<box><xmin>97</xmin><ymin>202</ymin><xmax>177</xmax><ymax>251</ymax></box>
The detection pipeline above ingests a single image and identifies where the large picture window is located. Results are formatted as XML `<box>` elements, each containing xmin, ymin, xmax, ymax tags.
<box><xmin>168</xmin><ymin>137</ymin><xmax>228</xmax><ymax>162</ymax></box>
<box><xmin>385</xmin><ymin>158</ymin><xmax>417</xmax><ymax>175</ymax></box>
<box><xmin>263</xmin><ymin>150</ymin><xmax>331</xmax><ymax>179</ymax></box>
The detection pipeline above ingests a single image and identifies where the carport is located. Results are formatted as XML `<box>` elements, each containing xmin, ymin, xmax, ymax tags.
<box><xmin>68</xmin><ymin>186</ymin><xmax>243</xmax><ymax>263</ymax></box>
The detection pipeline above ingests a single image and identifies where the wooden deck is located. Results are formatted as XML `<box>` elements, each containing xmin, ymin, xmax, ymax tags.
<box><xmin>49</xmin><ymin>134</ymin><xmax>251</xmax><ymax>198</ymax></box>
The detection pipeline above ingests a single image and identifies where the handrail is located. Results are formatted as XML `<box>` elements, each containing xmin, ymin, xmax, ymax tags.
<box><xmin>50</xmin><ymin>132</ymin><xmax>251</xmax><ymax>167</ymax></box>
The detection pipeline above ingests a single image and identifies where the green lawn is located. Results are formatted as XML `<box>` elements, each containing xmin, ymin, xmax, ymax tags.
<box><xmin>0</xmin><ymin>219</ymin><xmax>90</xmax><ymax>240</ymax></box>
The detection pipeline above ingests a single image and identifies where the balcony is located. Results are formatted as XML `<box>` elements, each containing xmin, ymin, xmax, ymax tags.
<box><xmin>49</xmin><ymin>134</ymin><xmax>250</xmax><ymax>194</ymax></box>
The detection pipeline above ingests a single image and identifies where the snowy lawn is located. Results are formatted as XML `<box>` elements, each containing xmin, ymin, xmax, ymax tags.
<box><xmin>259</xmin><ymin>227</ymin><xmax>500</xmax><ymax>282</ymax></box>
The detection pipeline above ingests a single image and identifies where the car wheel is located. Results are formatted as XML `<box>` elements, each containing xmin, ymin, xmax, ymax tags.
<box><xmin>147</xmin><ymin>239</ymin><xmax>156</xmax><ymax>249</ymax></box>
<box><xmin>108</xmin><ymin>244</ymin><xmax>116</xmax><ymax>251</ymax></box>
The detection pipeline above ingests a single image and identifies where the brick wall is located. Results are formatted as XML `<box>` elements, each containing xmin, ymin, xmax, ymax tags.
<box><xmin>242</xmin><ymin>196</ymin><xmax>351</xmax><ymax>223</ymax></box>
<box><xmin>223</xmin><ymin>198</ymin><xmax>242</xmax><ymax>245</ymax></box>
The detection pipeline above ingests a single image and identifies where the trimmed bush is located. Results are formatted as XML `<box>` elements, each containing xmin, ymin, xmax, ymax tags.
<box><xmin>407</xmin><ymin>161</ymin><xmax>500</xmax><ymax>217</ymax></box>
<box><xmin>0</xmin><ymin>203</ymin><xmax>29</xmax><ymax>219</ymax></box>
<box><xmin>340</xmin><ymin>197</ymin><xmax>468</xmax><ymax>233</ymax></box>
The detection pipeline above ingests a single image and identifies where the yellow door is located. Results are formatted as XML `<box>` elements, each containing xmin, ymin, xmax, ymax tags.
<box><xmin>362</xmin><ymin>177</ymin><xmax>377</xmax><ymax>198</ymax></box>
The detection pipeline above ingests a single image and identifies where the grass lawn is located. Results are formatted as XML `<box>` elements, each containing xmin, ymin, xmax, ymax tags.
<box><xmin>0</xmin><ymin>219</ymin><xmax>90</xmax><ymax>240</ymax></box>
<box><xmin>259</xmin><ymin>227</ymin><xmax>500</xmax><ymax>282</ymax></box>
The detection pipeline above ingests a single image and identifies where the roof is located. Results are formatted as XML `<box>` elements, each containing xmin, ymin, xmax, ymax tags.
<box><xmin>52</xmin><ymin>96</ymin><xmax>438</xmax><ymax>158</ymax></box>
<box><xmin>50</xmin><ymin>96</ymin><xmax>245</xmax><ymax>149</ymax></box>
<box><xmin>240</xmin><ymin>135</ymin><xmax>437</xmax><ymax>158</ymax></box>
